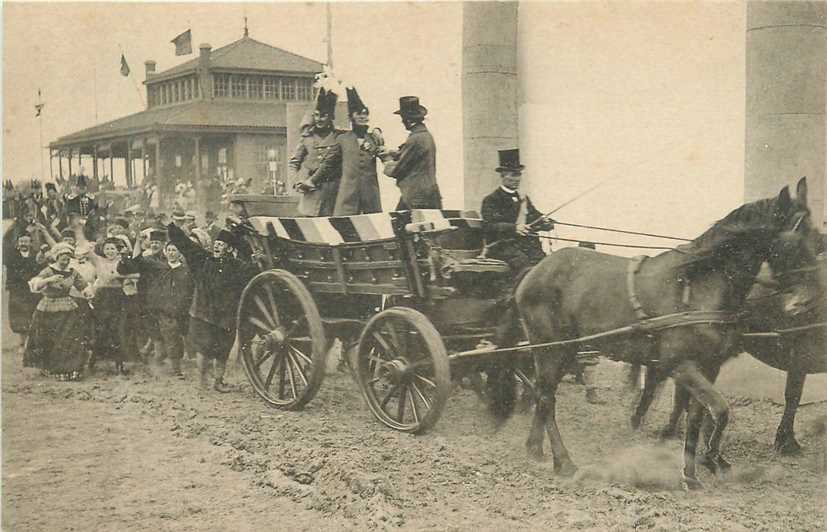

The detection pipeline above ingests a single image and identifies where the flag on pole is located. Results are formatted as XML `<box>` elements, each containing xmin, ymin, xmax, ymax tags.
<box><xmin>171</xmin><ymin>29</ymin><xmax>192</xmax><ymax>56</ymax></box>
<box><xmin>35</xmin><ymin>89</ymin><xmax>45</xmax><ymax>117</ymax></box>
<box><xmin>120</xmin><ymin>54</ymin><xmax>130</xmax><ymax>77</ymax></box>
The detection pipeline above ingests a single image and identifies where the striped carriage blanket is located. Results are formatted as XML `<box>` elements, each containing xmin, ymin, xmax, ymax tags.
<box><xmin>248</xmin><ymin>210</ymin><xmax>482</xmax><ymax>245</ymax></box>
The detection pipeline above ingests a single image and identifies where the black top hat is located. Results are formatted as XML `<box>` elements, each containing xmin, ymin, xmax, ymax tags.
<box><xmin>496</xmin><ymin>148</ymin><xmax>524</xmax><ymax>173</ymax></box>
<box><xmin>149</xmin><ymin>230</ymin><xmax>167</xmax><ymax>242</ymax></box>
<box><xmin>45</xmin><ymin>182</ymin><xmax>57</xmax><ymax>192</ymax></box>
<box><xmin>315</xmin><ymin>88</ymin><xmax>338</xmax><ymax>118</ymax></box>
<box><xmin>393</xmin><ymin>96</ymin><xmax>428</xmax><ymax>117</ymax></box>
<box><xmin>346</xmin><ymin>86</ymin><xmax>369</xmax><ymax>117</ymax></box>
<box><xmin>76</xmin><ymin>174</ymin><xmax>88</xmax><ymax>188</ymax></box>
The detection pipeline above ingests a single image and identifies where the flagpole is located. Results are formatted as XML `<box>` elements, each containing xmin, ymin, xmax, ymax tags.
<box><xmin>37</xmin><ymin>89</ymin><xmax>45</xmax><ymax>180</ymax></box>
<box><xmin>326</xmin><ymin>3</ymin><xmax>333</xmax><ymax>69</ymax></box>
<box><xmin>118</xmin><ymin>43</ymin><xmax>144</xmax><ymax>109</ymax></box>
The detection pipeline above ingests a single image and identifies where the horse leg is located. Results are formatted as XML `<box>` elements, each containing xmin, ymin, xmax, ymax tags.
<box><xmin>526</xmin><ymin>353</ymin><xmax>550</xmax><ymax>461</ymax></box>
<box><xmin>694</xmin><ymin>364</ymin><xmax>732</xmax><ymax>475</ymax></box>
<box><xmin>659</xmin><ymin>383</ymin><xmax>690</xmax><ymax>440</ymax></box>
<box><xmin>672</xmin><ymin>360</ymin><xmax>729</xmax><ymax>490</ymax></box>
<box><xmin>630</xmin><ymin>365</ymin><xmax>659</xmax><ymax>430</ymax></box>
<box><xmin>774</xmin><ymin>370</ymin><xmax>807</xmax><ymax>455</ymax></box>
<box><xmin>543</xmin><ymin>353</ymin><xmax>577</xmax><ymax>476</ymax></box>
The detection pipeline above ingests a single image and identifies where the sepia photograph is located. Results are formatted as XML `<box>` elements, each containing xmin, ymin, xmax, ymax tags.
<box><xmin>2</xmin><ymin>1</ymin><xmax>826</xmax><ymax>530</ymax></box>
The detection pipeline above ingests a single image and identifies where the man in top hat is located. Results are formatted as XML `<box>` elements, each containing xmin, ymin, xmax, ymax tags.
<box><xmin>481</xmin><ymin>148</ymin><xmax>554</xmax><ymax>274</ymax></box>
<box><xmin>64</xmin><ymin>174</ymin><xmax>97</xmax><ymax>217</ymax></box>
<box><xmin>312</xmin><ymin>86</ymin><xmax>383</xmax><ymax>215</ymax></box>
<box><xmin>481</xmin><ymin>149</ymin><xmax>602</xmax><ymax>403</ymax></box>
<box><xmin>291</xmin><ymin>88</ymin><xmax>343</xmax><ymax>216</ymax></box>
<box><xmin>383</xmin><ymin>96</ymin><xmax>441</xmax><ymax>210</ymax></box>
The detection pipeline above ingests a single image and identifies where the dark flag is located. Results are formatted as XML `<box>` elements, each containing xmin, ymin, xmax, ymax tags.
<box><xmin>120</xmin><ymin>54</ymin><xmax>130</xmax><ymax>77</ymax></box>
<box><xmin>35</xmin><ymin>89</ymin><xmax>44</xmax><ymax>117</ymax></box>
<box><xmin>171</xmin><ymin>29</ymin><xmax>193</xmax><ymax>56</ymax></box>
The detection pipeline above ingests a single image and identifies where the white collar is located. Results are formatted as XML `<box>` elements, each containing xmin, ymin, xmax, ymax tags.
<box><xmin>168</xmin><ymin>261</ymin><xmax>182</xmax><ymax>269</ymax></box>
<box><xmin>500</xmin><ymin>185</ymin><xmax>519</xmax><ymax>196</ymax></box>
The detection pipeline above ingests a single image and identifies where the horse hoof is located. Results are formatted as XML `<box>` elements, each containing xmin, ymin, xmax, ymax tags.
<box><xmin>681</xmin><ymin>475</ymin><xmax>704</xmax><ymax>491</ymax></box>
<box><xmin>775</xmin><ymin>436</ymin><xmax>802</xmax><ymax>456</ymax></box>
<box><xmin>555</xmin><ymin>460</ymin><xmax>578</xmax><ymax>477</ymax></box>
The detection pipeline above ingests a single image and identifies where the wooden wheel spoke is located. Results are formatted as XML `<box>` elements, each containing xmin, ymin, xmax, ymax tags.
<box><xmin>263</xmin><ymin>284</ymin><xmax>281</xmax><ymax>326</ymax></box>
<box><xmin>264</xmin><ymin>353</ymin><xmax>282</xmax><ymax>389</ymax></box>
<box><xmin>278</xmin><ymin>353</ymin><xmax>288</xmax><ymax>399</ymax></box>
<box><xmin>253</xmin><ymin>295</ymin><xmax>277</xmax><ymax>328</ymax></box>
<box><xmin>248</xmin><ymin>315</ymin><xmax>273</xmax><ymax>334</ymax></box>
<box><xmin>380</xmin><ymin>383</ymin><xmax>400</xmax><ymax>409</ymax></box>
<box><xmin>397</xmin><ymin>383</ymin><xmax>408</xmax><ymax>422</ymax></box>
<box><xmin>286</xmin><ymin>351</ymin><xmax>309</xmax><ymax>387</ymax></box>
<box><xmin>287</xmin><ymin>344</ymin><xmax>312</xmax><ymax>366</ymax></box>
<box><xmin>384</xmin><ymin>321</ymin><xmax>404</xmax><ymax>355</ymax></box>
<box><xmin>414</xmin><ymin>374</ymin><xmax>437</xmax><ymax>389</ymax></box>
<box><xmin>407</xmin><ymin>386</ymin><xmax>420</xmax><ymax>425</ymax></box>
<box><xmin>284</xmin><ymin>355</ymin><xmax>298</xmax><ymax>399</ymax></box>
<box><xmin>410</xmin><ymin>381</ymin><xmax>432</xmax><ymax>410</ymax></box>
<box><xmin>372</xmin><ymin>331</ymin><xmax>398</xmax><ymax>357</ymax></box>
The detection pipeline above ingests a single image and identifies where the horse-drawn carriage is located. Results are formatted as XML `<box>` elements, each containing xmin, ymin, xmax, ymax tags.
<box><xmin>232</xmin><ymin>202</ymin><xmax>525</xmax><ymax>433</ymax></box>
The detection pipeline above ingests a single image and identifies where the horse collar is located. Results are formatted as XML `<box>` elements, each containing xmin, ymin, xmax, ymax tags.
<box><xmin>627</xmin><ymin>255</ymin><xmax>650</xmax><ymax>320</ymax></box>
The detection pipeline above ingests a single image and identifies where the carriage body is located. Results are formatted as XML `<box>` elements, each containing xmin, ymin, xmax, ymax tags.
<box><xmin>232</xmin><ymin>195</ymin><xmax>513</xmax><ymax>432</ymax></box>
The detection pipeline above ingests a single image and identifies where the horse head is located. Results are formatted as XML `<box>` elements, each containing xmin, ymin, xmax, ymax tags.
<box><xmin>765</xmin><ymin>177</ymin><xmax>821</xmax><ymax>317</ymax></box>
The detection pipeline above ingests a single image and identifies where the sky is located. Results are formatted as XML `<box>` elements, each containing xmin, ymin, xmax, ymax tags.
<box><xmin>3</xmin><ymin>1</ymin><xmax>752</xmax><ymax>255</ymax></box>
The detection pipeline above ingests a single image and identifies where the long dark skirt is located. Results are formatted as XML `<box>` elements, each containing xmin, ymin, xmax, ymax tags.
<box><xmin>24</xmin><ymin>306</ymin><xmax>88</xmax><ymax>373</ymax></box>
<box><xmin>7</xmin><ymin>287</ymin><xmax>39</xmax><ymax>335</ymax></box>
<box><xmin>93</xmin><ymin>288</ymin><xmax>126</xmax><ymax>362</ymax></box>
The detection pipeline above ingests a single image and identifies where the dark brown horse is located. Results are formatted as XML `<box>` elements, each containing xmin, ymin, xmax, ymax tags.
<box><xmin>631</xmin><ymin>253</ymin><xmax>826</xmax><ymax>455</ymax></box>
<box><xmin>489</xmin><ymin>179</ymin><xmax>816</xmax><ymax>490</ymax></box>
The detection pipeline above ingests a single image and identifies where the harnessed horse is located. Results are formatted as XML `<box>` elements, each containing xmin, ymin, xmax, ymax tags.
<box><xmin>488</xmin><ymin>178</ymin><xmax>816</xmax><ymax>490</ymax></box>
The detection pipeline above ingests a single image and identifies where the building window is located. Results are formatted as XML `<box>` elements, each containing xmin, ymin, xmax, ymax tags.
<box><xmin>281</xmin><ymin>77</ymin><xmax>296</xmax><ymax>100</ymax></box>
<box><xmin>214</xmin><ymin>74</ymin><xmax>229</xmax><ymax>97</ymax></box>
<box><xmin>297</xmin><ymin>78</ymin><xmax>312</xmax><ymax>100</ymax></box>
<box><xmin>256</xmin><ymin>143</ymin><xmax>282</xmax><ymax>193</ymax></box>
<box><xmin>263</xmin><ymin>77</ymin><xmax>277</xmax><ymax>99</ymax></box>
<box><xmin>249</xmin><ymin>76</ymin><xmax>262</xmax><ymax>99</ymax></box>
<box><xmin>231</xmin><ymin>75</ymin><xmax>246</xmax><ymax>98</ymax></box>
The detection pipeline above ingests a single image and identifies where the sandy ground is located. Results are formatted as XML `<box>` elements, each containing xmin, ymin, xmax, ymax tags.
<box><xmin>2</xmin><ymin>339</ymin><xmax>826</xmax><ymax>531</ymax></box>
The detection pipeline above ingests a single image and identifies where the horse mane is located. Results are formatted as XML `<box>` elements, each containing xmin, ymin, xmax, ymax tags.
<box><xmin>671</xmin><ymin>198</ymin><xmax>781</xmax><ymax>274</ymax></box>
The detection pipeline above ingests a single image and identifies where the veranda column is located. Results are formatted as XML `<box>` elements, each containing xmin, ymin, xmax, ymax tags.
<box><xmin>745</xmin><ymin>1</ymin><xmax>826</xmax><ymax>227</ymax></box>
<box><xmin>462</xmin><ymin>2</ymin><xmax>519</xmax><ymax>211</ymax></box>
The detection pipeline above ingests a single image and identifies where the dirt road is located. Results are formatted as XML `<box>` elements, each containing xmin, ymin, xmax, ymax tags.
<box><xmin>3</xmin><ymin>346</ymin><xmax>825</xmax><ymax>531</ymax></box>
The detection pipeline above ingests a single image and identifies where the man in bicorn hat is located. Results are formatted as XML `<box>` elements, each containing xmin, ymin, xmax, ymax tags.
<box><xmin>383</xmin><ymin>96</ymin><xmax>441</xmax><ymax>210</ymax></box>
<box><xmin>64</xmin><ymin>174</ymin><xmax>97</xmax><ymax>218</ymax></box>
<box><xmin>313</xmin><ymin>86</ymin><xmax>383</xmax><ymax>215</ymax></box>
<box><xmin>292</xmin><ymin>88</ymin><xmax>343</xmax><ymax>216</ymax></box>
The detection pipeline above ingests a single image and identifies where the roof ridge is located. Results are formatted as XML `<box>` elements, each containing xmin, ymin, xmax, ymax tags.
<box><xmin>243</xmin><ymin>36</ymin><xmax>324</xmax><ymax>65</ymax></box>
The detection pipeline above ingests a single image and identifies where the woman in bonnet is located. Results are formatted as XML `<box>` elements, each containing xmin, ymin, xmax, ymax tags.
<box><xmin>25</xmin><ymin>242</ymin><xmax>94</xmax><ymax>381</ymax></box>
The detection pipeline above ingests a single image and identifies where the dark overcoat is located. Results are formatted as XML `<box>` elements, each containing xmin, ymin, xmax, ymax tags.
<box><xmin>384</xmin><ymin>123</ymin><xmax>441</xmax><ymax>210</ymax></box>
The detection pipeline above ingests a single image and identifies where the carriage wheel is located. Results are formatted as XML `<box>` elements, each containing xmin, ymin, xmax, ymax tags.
<box><xmin>353</xmin><ymin>307</ymin><xmax>450</xmax><ymax>433</ymax></box>
<box><xmin>237</xmin><ymin>270</ymin><xmax>327</xmax><ymax>410</ymax></box>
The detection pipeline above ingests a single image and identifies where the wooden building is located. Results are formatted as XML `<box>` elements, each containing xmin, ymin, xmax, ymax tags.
<box><xmin>49</xmin><ymin>33</ymin><xmax>326</xmax><ymax>213</ymax></box>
